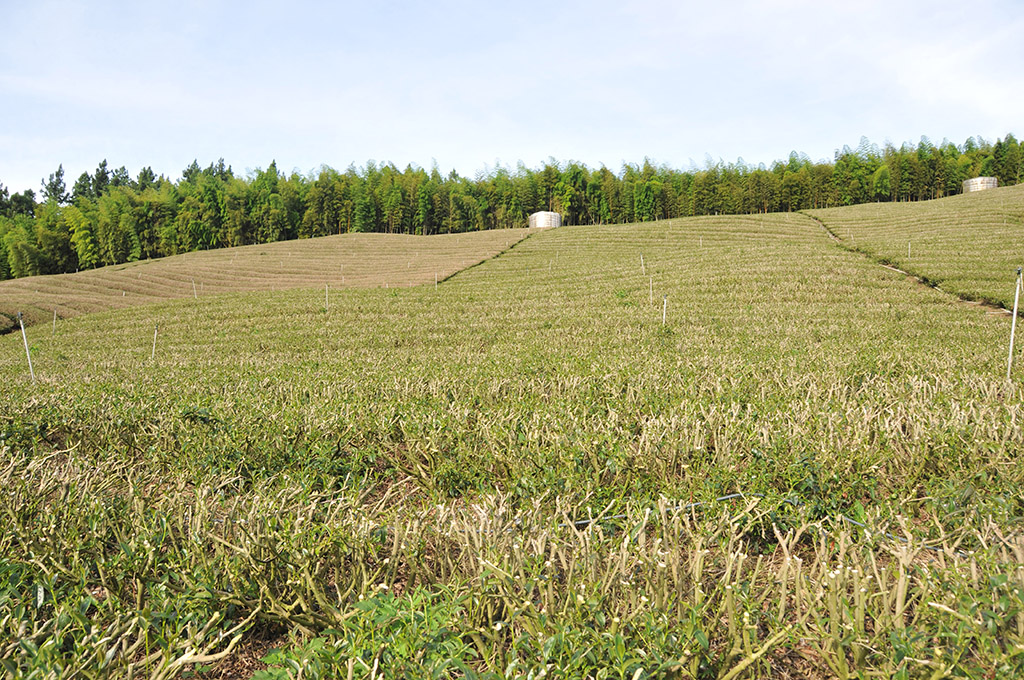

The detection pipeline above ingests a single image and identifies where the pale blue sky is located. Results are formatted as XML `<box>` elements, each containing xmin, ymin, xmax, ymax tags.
<box><xmin>1</xmin><ymin>0</ymin><xmax>1021</xmax><ymax>193</ymax></box>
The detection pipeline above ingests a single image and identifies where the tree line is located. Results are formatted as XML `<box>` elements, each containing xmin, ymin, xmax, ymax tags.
<box><xmin>0</xmin><ymin>134</ymin><xmax>1020</xmax><ymax>280</ymax></box>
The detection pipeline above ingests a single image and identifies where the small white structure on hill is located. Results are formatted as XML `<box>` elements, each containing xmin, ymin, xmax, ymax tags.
<box><xmin>529</xmin><ymin>211</ymin><xmax>562</xmax><ymax>229</ymax></box>
<box><xmin>963</xmin><ymin>176</ymin><xmax>998</xmax><ymax>193</ymax></box>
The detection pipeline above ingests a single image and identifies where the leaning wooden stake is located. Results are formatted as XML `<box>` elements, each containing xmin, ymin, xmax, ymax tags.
<box><xmin>52</xmin><ymin>309</ymin><xmax>57</xmax><ymax>336</ymax></box>
<box><xmin>662</xmin><ymin>295</ymin><xmax>667</xmax><ymax>326</ymax></box>
<box><xmin>151</xmin><ymin>323</ymin><xmax>159</xmax><ymax>362</ymax></box>
<box><xmin>192</xmin><ymin>279</ymin><xmax>198</xmax><ymax>298</ymax></box>
<box><xmin>1008</xmin><ymin>268</ymin><xmax>1022</xmax><ymax>381</ymax></box>
<box><xmin>18</xmin><ymin>312</ymin><xmax>35</xmax><ymax>383</ymax></box>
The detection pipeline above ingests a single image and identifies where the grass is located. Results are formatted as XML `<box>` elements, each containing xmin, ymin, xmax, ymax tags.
<box><xmin>2</xmin><ymin>207</ymin><xmax>1024</xmax><ymax>678</ymax></box>
<box><xmin>0</xmin><ymin>228</ymin><xmax>532</xmax><ymax>334</ymax></box>
<box><xmin>808</xmin><ymin>183</ymin><xmax>1024</xmax><ymax>309</ymax></box>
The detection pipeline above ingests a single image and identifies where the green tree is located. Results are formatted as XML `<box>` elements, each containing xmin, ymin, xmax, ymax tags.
<box><xmin>353</xmin><ymin>183</ymin><xmax>378</xmax><ymax>233</ymax></box>
<box><xmin>3</xmin><ymin>218</ymin><xmax>41</xmax><ymax>277</ymax></box>
<box><xmin>42</xmin><ymin>164</ymin><xmax>70</xmax><ymax>205</ymax></box>
<box><xmin>10</xmin><ymin>189</ymin><xmax>36</xmax><ymax>217</ymax></box>
<box><xmin>415</xmin><ymin>180</ymin><xmax>436</xmax><ymax>235</ymax></box>
<box><xmin>206</xmin><ymin>158</ymin><xmax>233</xmax><ymax>182</ymax></box>
<box><xmin>72</xmin><ymin>172</ymin><xmax>94</xmax><ymax>203</ymax></box>
<box><xmin>585</xmin><ymin>177</ymin><xmax>609</xmax><ymax>224</ymax></box>
<box><xmin>93</xmin><ymin>160</ymin><xmax>110</xmax><ymax>196</ymax></box>
<box><xmin>222</xmin><ymin>178</ymin><xmax>251</xmax><ymax>245</ymax></box>
<box><xmin>133</xmin><ymin>184</ymin><xmax>175</xmax><ymax>258</ymax></box>
<box><xmin>250</xmin><ymin>162</ymin><xmax>278</xmax><ymax>240</ymax></box>
<box><xmin>137</xmin><ymin>166</ymin><xmax>157</xmax><ymax>191</ymax></box>
<box><xmin>96</xmin><ymin>188</ymin><xmax>137</xmax><ymax>264</ymax></box>
<box><xmin>993</xmin><ymin>135</ymin><xmax>1021</xmax><ymax>186</ymax></box>
<box><xmin>34</xmin><ymin>201</ymin><xmax>77</xmax><ymax>273</ymax></box>
<box><xmin>110</xmin><ymin>165</ymin><xmax>132</xmax><ymax>189</ymax></box>
<box><xmin>553</xmin><ymin>163</ymin><xmax>586</xmax><ymax>225</ymax></box>
<box><xmin>632</xmin><ymin>179</ymin><xmax>657</xmax><ymax>221</ymax></box>
<box><xmin>181</xmin><ymin>160</ymin><xmax>202</xmax><ymax>183</ymax></box>
<box><xmin>383</xmin><ymin>182</ymin><xmax>405</xmax><ymax>234</ymax></box>
<box><xmin>65</xmin><ymin>201</ymin><xmax>100</xmax><ymax>269</ymax></box>
<box><xmin>301</xmin><ymin>168</ymin><xmax>342</xmax><ymax>238</ymax></box>
<box><xmin>872</xmin><ymin>164</ymin><xmax>891</xmax><ymax>201</ymax></box>
<box><xmin>173</xmin><ymin>193</ymin><xmax>206</xmax><ymax>252</ymax></box>
<box><xmin>0</xmin><ymin>217</ymin><xmax>12</xmax><ymax>278</ymax></box>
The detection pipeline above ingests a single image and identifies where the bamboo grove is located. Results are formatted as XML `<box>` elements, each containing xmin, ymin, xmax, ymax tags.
<box><xmin>0</xmin><ymin>134</ymin><xmax>1020</xmax><ymax>281</ymax></box>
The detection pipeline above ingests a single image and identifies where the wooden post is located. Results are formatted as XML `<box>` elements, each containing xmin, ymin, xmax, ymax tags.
<box><xmin>52</xmin><ymin>309</ymin><xmax>57</xmax><ymax>336</ymax></box>
<box><xmin>1008</xmin><ymin>269</ymin><xmax>1022</xmax><ymax>380</ymax></box>
<box><xmin>18</xmin><ymin>312</ymin><xmax>35</xmax><ymax>383</ymax></box>
<box><xmin>662</xmin><ymin>295</ymin><xmax>667</xmax><ymax>326</ymax></box>
<box><xmin>151</xmin><ymin>323</ymin><xmax>159</xmax><ymax>362</ymax></box>
<box><xmin>192</xmin><ymin>279</ymin><xmax>197</xmax><ymax>298</ymax></box>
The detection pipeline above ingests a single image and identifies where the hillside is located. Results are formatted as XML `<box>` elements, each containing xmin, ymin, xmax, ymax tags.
<box><xmin>0</xmin><ymin>228</ymin><xmax>531</xmax><ymax>333</ymax></box>
<box><xmin>3</xmin><ymin>203</ymin><xmax>1024</xmax><ymax>677</ymax></box>
<box><xmin>808</xmin><ymin>183</ymin><xmax>1024</xmax><ymax>308</ymax></box>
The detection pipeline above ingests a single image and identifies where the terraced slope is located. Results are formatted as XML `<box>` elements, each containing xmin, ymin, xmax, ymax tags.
<box><xmin>0</xmin><ymin>228</ymin><xmax>531</xmax><ymax>333</ymax></box>
<box><xmin>3</xmin><ymin>212</ymin><xmax>1023</xmax><ymax>677</ymax></box>
<box><xmin>808</xmin><ymin>183</ymin><xmax>1024</xmax><ymax>308</ymax></box>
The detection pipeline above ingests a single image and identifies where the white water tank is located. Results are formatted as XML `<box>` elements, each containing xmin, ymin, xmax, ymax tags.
<box><xmin>529</xmin><ymin>211</ymin><xmax>562</xmax><ymax>228</ymax></box>
<box><xmin>963</xmin><ymin>176</ymin><xmax>998</xmax><ymax>193</ymax></box>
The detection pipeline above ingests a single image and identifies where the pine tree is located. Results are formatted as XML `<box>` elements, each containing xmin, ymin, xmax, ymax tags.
<box><xmin>41</xmin><ymin>164</ymin><xmax>70</xmax><ymax>204</ymax></box>
<box><xmin>72</xmin><ymin>172</ymin><xmax>94</xmax><ymax>203</ymax></box>
<box><xmin>93</xmin><ymin>160</ymin><xmax>110</xmax><ymax>196</ymax></box>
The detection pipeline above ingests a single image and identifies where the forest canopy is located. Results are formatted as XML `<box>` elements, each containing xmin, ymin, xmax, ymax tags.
<box><xmin>0</xmin><ymin>134</ymin><xmax>1020</xmax><ymax>280</ymax></box>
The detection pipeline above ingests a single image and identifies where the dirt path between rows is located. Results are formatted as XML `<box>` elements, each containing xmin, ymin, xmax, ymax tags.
<box><xmin>802</xmin><ymin>212</ymin><xmax>1012</xmax><ymax>317</ymax></box>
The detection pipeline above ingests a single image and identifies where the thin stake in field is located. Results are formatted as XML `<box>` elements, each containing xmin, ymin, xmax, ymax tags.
<box><xmin>152</xmin><ymin>323</ymin><xmax>159</xmax><ymax>362</ymax></box>
<box><xmin>18</xmin><ymin>312</ymin><xmax>35</xmax><ymax>383</ymax></box>
<box><xmin>1007</xmin><ymin>268</ymin><xmax>1022</xmax><ymax>381</ymax></box>
<box><xmin>662</xmin><ymin>295</ymin><xmax>667</xmax><ymax>326</ymax></box>
<box><xmin>52</xmin><ymin>309</ymin><xmax>57</xmax><ymax>336</ymax></box>
<box><xmin>192</xmin><ymin>279</ymin><xmax>197</xmax><ymax>298</ymax></box>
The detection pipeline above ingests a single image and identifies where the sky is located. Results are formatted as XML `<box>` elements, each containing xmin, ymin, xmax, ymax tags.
<box><xmin>1</xmin><ymin>0</ymin><xmax>1022</xmax><ymax>194</ymax></box>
